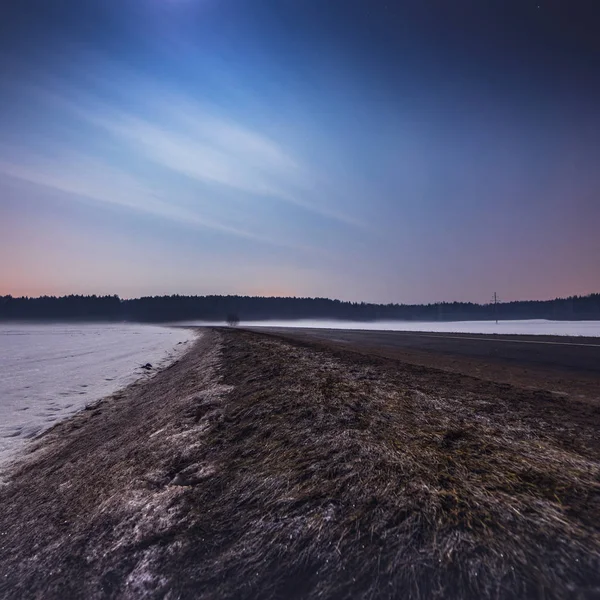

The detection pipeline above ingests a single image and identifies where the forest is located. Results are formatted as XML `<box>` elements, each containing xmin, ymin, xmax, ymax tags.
<box><xmin>1</xmin><ymin>293</ymin><xmax>599</xmax><ymax>322</ymax></box>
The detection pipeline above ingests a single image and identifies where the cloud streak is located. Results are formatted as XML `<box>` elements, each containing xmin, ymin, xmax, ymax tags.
<box><xmin>27</xmin><ymin>75</ymin><xmax>361</xmax><ymax>227</ymax></box>
<box><xmin>0</xmin><ymin>152</ymin><xmax>276</xmax><ymax>244</ymax></box>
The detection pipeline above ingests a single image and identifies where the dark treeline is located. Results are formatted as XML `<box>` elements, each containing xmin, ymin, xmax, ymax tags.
<box><xmin>1</xmin><ymin>293</ymin><xmax>600</xmax><ymax>322</ymax></box>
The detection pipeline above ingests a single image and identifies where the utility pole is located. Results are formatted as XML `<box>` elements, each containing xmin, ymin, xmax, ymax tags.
<box><xmin>493</xmin><ymin>292</ymin><xmax>498</xmax><ymax>324</ymax></box>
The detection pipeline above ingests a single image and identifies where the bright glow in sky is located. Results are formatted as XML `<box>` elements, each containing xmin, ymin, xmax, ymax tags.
<box><xmin>0</xmin><ymin>0</ymin><xmax>598</xmax><ymax>303</ymax></box>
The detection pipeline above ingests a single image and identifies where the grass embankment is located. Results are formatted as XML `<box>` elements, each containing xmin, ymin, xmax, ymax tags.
<box><xmin>1</xmin><ymin>328</ymin><xmax>599</xmax><ymax>598</ymax></box>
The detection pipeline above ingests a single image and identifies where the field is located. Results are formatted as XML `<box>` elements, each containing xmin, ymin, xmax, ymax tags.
<box><xmin>0</xmin><ymin>327</ymin><xmax>599</xmax><ymax>599</ymax></box>
<box><xmin>0</xmin><ymin>323</ymin><xmax>193</xmax><ymax>469</ymax></box>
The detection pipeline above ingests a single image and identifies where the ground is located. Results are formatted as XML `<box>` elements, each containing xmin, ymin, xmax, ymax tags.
<box><xmin>0</xmin><ymin>327</ymin><xmax>599</xmax><ymax>599</ymax></box>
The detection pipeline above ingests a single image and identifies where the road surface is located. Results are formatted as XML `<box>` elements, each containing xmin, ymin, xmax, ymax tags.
<box><xmin>251</xmin><ymin>327</ymin><xmax>600</xmax><ymax>400</ymax></box>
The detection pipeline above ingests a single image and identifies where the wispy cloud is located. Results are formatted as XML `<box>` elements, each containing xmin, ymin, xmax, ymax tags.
<box><xmin>94</xmin><ymin>103</ymin><xmax>365</xmax><ymax>227</ymax></box>
<box><xmin>0</xmin><ymin>152</ymin><xmax>272</xmax><ymax>243</ymax></box>
<box><xmin>0</xmin><ymin>68</ymin><xmax>366</xmax><ymax>272</ymax></box>
<box><xmin>28</xmin><ymin>75</ymin><xmax>362</xmax><ymax>227</ymax></box>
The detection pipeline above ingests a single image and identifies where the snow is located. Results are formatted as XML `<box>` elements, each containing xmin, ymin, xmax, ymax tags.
<box><xmin>186</xmin><ymin>318</ymin><xmax>600</xmax><ymax>337</ymax></box>
<box><xmin>0</xmin><ymin>324</ymin><xmax>195</xmax><ymax>470</ymax></box>
<box><xmin>2</xmin><ymin>318</ymin><xmax>597</xmax><ymax>470</ymax></box>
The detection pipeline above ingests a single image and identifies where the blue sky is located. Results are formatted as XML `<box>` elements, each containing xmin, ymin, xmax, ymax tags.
<box><xmin>1</xmin><ymin>0</ymin><xmax>599</xmax><ymax>302</ymax></box>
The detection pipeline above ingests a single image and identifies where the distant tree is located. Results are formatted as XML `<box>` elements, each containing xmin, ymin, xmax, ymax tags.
<box><xmin>226</xmin><ymin>313</ymin><xmax>240</xmax><ymax>327</ymax></box>
<box><xmin>2</xmin><ymin>293</ymin><xmax>600</xmax><ymax>323</ymax></box>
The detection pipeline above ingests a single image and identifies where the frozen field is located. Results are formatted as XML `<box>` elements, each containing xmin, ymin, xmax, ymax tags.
<box><xmin>0</xmin><ymin>324</ymin><xmax>194</xmax><ymax>470</ymax></box>
<box><xmin>188</xmin><ymin>319</ymin><xmax>600</xmax><ymax>337</ymax></box>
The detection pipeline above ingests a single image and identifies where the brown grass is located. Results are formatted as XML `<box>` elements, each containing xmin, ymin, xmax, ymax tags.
<box><xmin>167</xmin><ymin>329</ymin><xmax>600</xmax><ymax>599</ymax></box>
<box><xmin>0</xmin><ymin>327</ymin><xmax>599</xmax><ymax>599</ymax></box>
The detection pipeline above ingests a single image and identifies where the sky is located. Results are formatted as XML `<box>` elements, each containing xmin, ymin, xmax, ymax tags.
<box><xmin>0</xmin><ymin>0</ymin><xmax>599</xmax><ymax>304</ymax></box>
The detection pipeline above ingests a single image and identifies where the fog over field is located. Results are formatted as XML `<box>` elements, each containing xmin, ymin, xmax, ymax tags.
<box><xmin>187</xmin><ymin>319</ymin><xmax>600</xmax><ymax>338</ymax></box>
<box><xmin>0</xmin><ymin>324</ymin><xmax>194</xmax><ymax>470</ymax></box>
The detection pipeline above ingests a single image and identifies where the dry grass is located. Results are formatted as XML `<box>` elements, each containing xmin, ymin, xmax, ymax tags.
<box><xmin>1</xmin><ymin>328</ymin><xmax>599</xmax><ymax>599</ymax></box>
<box><xmin>159</xmin><ymin>329</ymin><xmax>600</xmax><ymax>599</ymax></box>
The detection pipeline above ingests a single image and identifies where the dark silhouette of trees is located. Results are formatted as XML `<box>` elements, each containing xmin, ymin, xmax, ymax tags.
<box><xmin>226</xmin><ymin>313</ymin><xmax>240</xmax><ymax>327</ymax></box>
<box><xmin>0</xmin><ymin>295</ymin><xmax>122</xmax><ymax>321</ymax></box>
<box><xmin>1</xmin><ymin>293</ymin><xmax>599</xmax><ymax>323</ymax></box>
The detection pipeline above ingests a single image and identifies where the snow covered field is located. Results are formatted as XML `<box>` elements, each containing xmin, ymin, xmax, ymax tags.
<box><xmin>0</xmin><ymin>324</ymin><xmax>194</xmax><ymax>470</ymax></box>
<box><xmin>188</xmin><ymin>319</ymin><xmax>600</xmax><ymax>337</ymax></box>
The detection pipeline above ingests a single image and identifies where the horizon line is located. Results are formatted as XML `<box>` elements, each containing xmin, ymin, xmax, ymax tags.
<box><xmin>2</xmin><ymin>292</ymin><xmax>599</xmax><ymax>308</ymax></box>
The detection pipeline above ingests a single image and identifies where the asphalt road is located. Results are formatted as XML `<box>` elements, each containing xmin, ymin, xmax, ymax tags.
<box><xmin>253</xmin><ymin>327</ymin><xmax>600</xmax><ymax>377</ymax></box>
